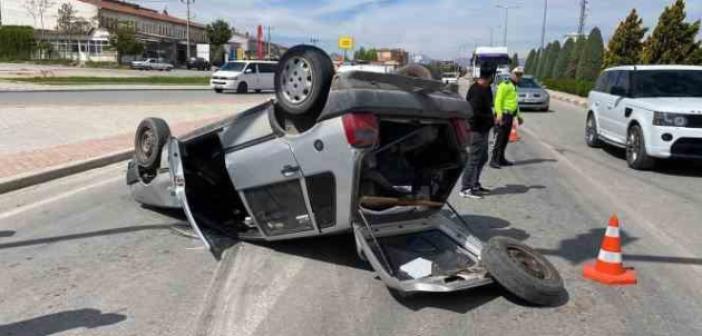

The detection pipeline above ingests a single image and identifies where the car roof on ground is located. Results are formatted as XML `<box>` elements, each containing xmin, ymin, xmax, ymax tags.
<box><xmin>604</xmin><ymin>65</ymin><xmax>702</xmax><ymax>71</ymax></box>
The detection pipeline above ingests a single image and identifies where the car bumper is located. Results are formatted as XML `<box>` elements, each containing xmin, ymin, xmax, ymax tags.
<box><xmin>647</xmin><ymin>126</ymin><xmax>702</xmax><ymax>159</ymax></box>
<box><xmin>518</xmin><ymin>99</ymin><xmax>549</xmax><ymax>110</ymax></box>
<box><xmin>210</xmin><ymin>79</ymin><xmax>238</xmax><ymax>89</ymax></box>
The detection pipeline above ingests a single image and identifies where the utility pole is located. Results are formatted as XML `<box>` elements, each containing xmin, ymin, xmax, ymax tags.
<box><xmin>577</xmin><ymin>0</ymin><xmax>588</xmax><ymax>36</ymax></box>
<box><xmin>181</xmin><ymin>0</ymin><xmax>194</xmax><ymax>60</ymax></box>
<box><xmin>496</xmin><ymin>4</ymin><xmax>519</xmax><ymax>47</ymax></box>
<box><xmin>540</xmin><ymin>0</ymin><xmax>547</xmax><ymax>50</ymax></box>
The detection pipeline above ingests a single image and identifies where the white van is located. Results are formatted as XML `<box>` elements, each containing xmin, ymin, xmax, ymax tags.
<box><xmin>210</xmin><ymin>60</ymin><xmax>278</xmax><ymax>93</ymax></box>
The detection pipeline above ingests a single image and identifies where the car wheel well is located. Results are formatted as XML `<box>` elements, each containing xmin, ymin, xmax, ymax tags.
<box><xmin>628</xmin><ymin>120</ymin><xmax>641</xmax><ymax>132</ymax></box>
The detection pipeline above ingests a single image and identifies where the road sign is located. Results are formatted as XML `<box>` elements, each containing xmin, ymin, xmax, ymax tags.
<box><xmin>338</xmin><ymin>36</ymin><xmax>354</xmax><ymax>50</ymax></box>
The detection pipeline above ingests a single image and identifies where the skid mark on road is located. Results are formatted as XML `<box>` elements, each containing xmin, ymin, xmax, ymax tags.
<box><xmin>0</xmin><ymin>176</ymin><xmax>122</xmax><ymax>220</ymax></box>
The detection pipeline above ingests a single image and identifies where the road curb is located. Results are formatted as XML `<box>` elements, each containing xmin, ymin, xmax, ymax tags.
<box><xmin>547</xmin><ymin>90</ymin><xmax>588</xmax><ymax>108</ymax></box>
<box><xmin>0</xmin><ymin>149</ymin><xmax>133</xmax><ymax>194</ymax></box>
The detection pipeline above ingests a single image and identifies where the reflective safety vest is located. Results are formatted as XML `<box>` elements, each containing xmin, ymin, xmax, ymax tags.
<box><xmin>494</xmin><ymin>80</ymin><xmax>521</xmax><ymax>119</ymax></box>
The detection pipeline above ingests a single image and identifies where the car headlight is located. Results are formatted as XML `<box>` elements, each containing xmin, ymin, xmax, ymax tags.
<box><xmin>653</xmin><ymin>112</ymin><xmax>688</xmax><ymax>127</ymax></box>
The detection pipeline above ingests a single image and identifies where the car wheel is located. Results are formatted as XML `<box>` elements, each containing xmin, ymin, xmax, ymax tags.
<box><xmin>255</xmin><ymin>89</ymin><xmax>262</xmax><ymax>93</ymax></box>
<box><xmin>482</xmin><ymin>237</ymin><xmax>567</xmax><ymax>307</ymax></box>
<box><xmin>585</xmin><ymin>113</ymin><xmax>602</xmax><ymax>148</ymax></box>
<box><xmin>214</xmin><ymin>88</ymin><xmax>223</xmax><ymax>93</ymax></box>
<box><xmin>626</xmin><ymin>124</ymin><xmax>655</xmax><ymax>170</ymax></box>
<box><xmin>134</xmin><ymin>118</ymin><xmax>171</xmax><ymax>170</ymax></box>
<box><xmin>396</xmin><ymin>64</ymin><xmax>433</xmax><ymax>79</ymax></box>
<box><xmin>542</xmin><ymin>106</ymin><xmax>549</xmax><ymax>112</ymax></box>
<box><xmin>237</xmin><ymin>82</ymin><xmax>248</xmax><ymax>93</ymax></box>
<box><xmin>275</xmin><ymin>45</ymin><xmax>334</xmax><ymax>116</ymax></box>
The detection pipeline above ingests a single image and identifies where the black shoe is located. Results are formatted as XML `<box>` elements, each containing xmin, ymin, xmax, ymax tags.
<box><xmin>500</xmin><ymin>159</ymin><xmax>514</xmax><ymax>166</ymax></box>
<box><xmin>489</xmin><ymin>161</ymin><xmax>501</xmax><ymax>169</ymax></box>
<box><xmin>476</xmin><ymin>185</ymin><xmax>492</xmax><ymax>193</ymax></box>
<box><xmin>459</xmin><ymin>188</ymin><xmax>484</xmax><ymax>199</ymax></box>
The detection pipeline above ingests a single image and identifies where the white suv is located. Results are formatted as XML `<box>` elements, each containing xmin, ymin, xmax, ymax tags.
<box><xmin>210</xmin><ymin>60</ymin><xmax>277</xmax><ymax>93</ymax></box>
<box><xmin>586</xmin><ymin>65</ymin><xmax>702</xmax><ymax>169</ymax></box>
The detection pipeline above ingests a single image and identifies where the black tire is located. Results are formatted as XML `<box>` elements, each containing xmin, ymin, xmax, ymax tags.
<box><xmin>541</xmin><ymin>106</ymin><xmax>549</xmax><ymax>112</ymax></box>
<box><xmin>255</xmin><ymin>89</ymin><xmax>262</xmax><ymax>93</ymax></box>
<box><xmin>396</xmin><ymin>64</ymin><xmax>433</xmax><ymax>79</ymax></box>
<box><xmin>237</xmin><ymin>82</ymin><xmax>248</xmax><ymax>93</ymax></box>
<box><xmin>626</xmin><ymin>124</ymin><xmax>655</xmax><ymax>170</ymax></box>
<box><xmin>214</xmin><ymin>88</ymin><xmax>223</xmax><ymax>93</ymax></box>
<box><xmin>482</xmin><ymin>237</ymin><xmax>566</xmax><ymax>307</ymax></box>
<box><xmin>134</xmin><ymin>118</ymin><xmax>171</xmax><ymax>169</ymax></box>
<box><xmin>585</xmin><ymin>112</ymin><xmax>603</xmax><ymax>148</ymax></box>
<box><xmin>275</xmin><ymin>45</ymin><xmax>334</xmax><ymax>116</ymax></box>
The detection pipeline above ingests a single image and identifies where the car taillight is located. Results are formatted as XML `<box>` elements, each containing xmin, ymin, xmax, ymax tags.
<box><xmin>451</xmin><ymin>118</ymin><xmax>471</xmax><ymax>146</ymax></box>
<box><xmin>342</xmin><ymin>113</ymin><xmax>378</xmax><ymax>148</ymax></box>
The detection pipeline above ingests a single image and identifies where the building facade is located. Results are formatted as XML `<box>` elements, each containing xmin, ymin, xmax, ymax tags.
<box><xmin>1</xmin><ymin>0</ymin><xmax>207</xmax><ymax>64</ymax></box>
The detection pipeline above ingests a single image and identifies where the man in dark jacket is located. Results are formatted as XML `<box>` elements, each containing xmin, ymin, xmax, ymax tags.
<box><xmin>460</xmin><ymin>67</ymin><xmax>495</xmax><ymax>199</ymax></box>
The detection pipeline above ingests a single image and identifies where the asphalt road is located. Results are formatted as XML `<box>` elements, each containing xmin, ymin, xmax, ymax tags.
<box><xmin>1</xmin><ymin>94</ymin><xmax>701</xmax><ymax>335</ymax></box>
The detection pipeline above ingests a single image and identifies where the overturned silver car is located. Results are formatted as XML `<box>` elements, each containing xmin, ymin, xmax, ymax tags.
<box><xmin>126</xmin><ymin>45</ymin><xmax>566</xmax><ymax>305</ymax></box>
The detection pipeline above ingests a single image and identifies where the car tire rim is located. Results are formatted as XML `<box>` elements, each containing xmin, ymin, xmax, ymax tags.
<box><xmin>627</xmin><ymin>131</ymin><xmax>639</xmax><ymax>162</ymax></box>
<box><xmin>280</xmin><ymin>56</ymin><xmax>313</xmax><ymax>105</ymax></box>
<box><xmin>586</xmin><ymin>117</ymin><xmax>595</xmax><ymax>143</ymax></box>
<box><xmin>506</xmin><ymin>245</ymin><xmax>552</xmax><ymax>280</ymax></box>
<box><xmin>140</xmin><ymin>129</ymin><xmax>155</xmax><ymax>158</ymax></box>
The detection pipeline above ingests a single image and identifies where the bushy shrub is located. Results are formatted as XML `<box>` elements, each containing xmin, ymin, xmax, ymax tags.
<box><xmin>0</xmin><ymin>26</ymin><xmax>35</xmax><ymax>61</ymax></box>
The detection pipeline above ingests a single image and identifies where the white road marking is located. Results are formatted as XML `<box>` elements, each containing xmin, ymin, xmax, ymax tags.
<box><xmin>0</xmin><ymin>176</ymin><xmax>122</xmax><ymax>220</ymax></box>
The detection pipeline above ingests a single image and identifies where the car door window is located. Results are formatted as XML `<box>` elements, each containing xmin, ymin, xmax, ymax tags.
<box><xmin>609</xmin><ymin>71</ymin><xmax>630</xmax><ymax>96</ymax></box>
<box><xmin>594</xmin><ymin>72</ymin><xmax>609</xmax><ymax>92</ymax></box>
<box><xmin>258</xmin><ymin>63</ymin><xmax>276</xmax><ymax>74</ymax></box>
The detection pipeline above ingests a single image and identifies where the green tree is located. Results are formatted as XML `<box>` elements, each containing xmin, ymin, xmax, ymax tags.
<box><xmin>604</xmin><ymin>9</ymin><xmax>648</xmax><ymax>67</ymax></box>
<box><xmin>206</xmin><ymin>20</ymin><xmax>232</xmax><ymax>46</ymax></box>
<box><xmin>542</xmin><ymin>41</ymin><xmax>560</xmax><ymax>79</ymax></box>
<box><xmin>533</xmin><ymin>49</ymin><xmax>542</xmax><ymax>77</ymax></box>
<box><xmin>641</xmin><ymin>0</ymin><xmax>701</xmax><ymax>64</ymax></box>
<box><xmin>524</xmin><ymin>49</ymin><xmax>536</xmax><ymax>74</ymax></box>
<box><xmin>565</xmin><ymin>35</ymin><xmax>587</xmax><ymax>79</ymax></box>
<box><xmin>536</xmin><ymin>44</ymin><xmax>549</xmax><ymax>79</ymax></box>
<box><xmin>576</xmin><ymin>27</ymin><xmax>604</xmax><ymax>81</ymax></box>
<box><xmin>109</xmin><ymin>22</ymin><xmax>144</xmax><ymax>63</ymax></box>
<box><xmin>510</xmin><ymin>52</ymin><xmax>519</xmax><ymax>70</ymax></box>
<box><xmin>553</xmin><ymin>38</ymin><xmax>574</xmax><ymax>79</ymax></box>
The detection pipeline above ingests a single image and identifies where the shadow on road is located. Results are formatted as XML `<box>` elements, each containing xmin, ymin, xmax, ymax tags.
<box><xmin>0</xmin><ymin>224</ymin><xmax>176</xmax><ymax>250</ymax></box>
<box><xmin>0</xmin><ymin>308</ymin><xmax>126</xmax><ymax>336</ymax></box>
<box><xmin>391</xmin><ymin>284</ymin><xmax>503</xmax><ymax>313</ymax></box>
<box><xmin>446</xmin><ymin>212</ymin><xmax>530</xmax><ymax>242</ymax></box>
<box><xmin>512</xmin><ymin>158</ymin><xmax>557</xmax><ymax>166</ymax></box>
<box><xmin>0</xmin><ymin>230</ymin><xmax>15</xmax><ymax>238</ymax></box>
<box><xmin>488</xmin><ymin>184</ymin><xmax>546</xmax><ymax>196</ymax></box>
<box><xmin>601</xmin><ymin>146</ymin><xmax>702</xmax><ymax>177</ymax></box>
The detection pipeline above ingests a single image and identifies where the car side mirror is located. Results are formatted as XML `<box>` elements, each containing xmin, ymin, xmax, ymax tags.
<box><xmin>611</xmin><ymin>86</ymin><xmax>626</xmax><ymax>96</ymax></box>
<box><xmin>245</xmin><ymin>68</ymin><xmax>253</xmax><ymax>74</ymax></box>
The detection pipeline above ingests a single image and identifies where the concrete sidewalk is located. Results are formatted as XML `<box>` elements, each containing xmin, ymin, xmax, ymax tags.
<box><xmin>547</xmin><ymin>89</ymin><xmax>588</xmax><ymax>108</ymax></box>
<box><xmin>0</xmin><ymin>91</ymin><xmax>272</xmax><ymax>192</ymax></box>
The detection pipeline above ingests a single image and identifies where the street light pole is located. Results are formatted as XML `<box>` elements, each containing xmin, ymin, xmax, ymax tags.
<box><xmin>181</xmin><ymin>0</ymin><xmax>194</xmax><ymax>60</ymax></box>
<box><xmin>540</xmin><ymin>0</ymin><xmax>547</xmax><ymax>50</ymax></box>
<box><xmin>496</xmin><ymin>4</ymin><xmax>519</xmax><ymax>47</ymax></box>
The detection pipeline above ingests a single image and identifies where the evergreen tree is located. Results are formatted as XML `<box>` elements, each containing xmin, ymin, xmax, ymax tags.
<box><xmin>576</xmin><ymin>27</ymin><xmax>604</xmax><ymax>81</ymax></box>
<box><xmin>642</xmin><ymin>0</ymin><xmax>701</xmax><ymax>64</ymax></box>
<box><xmin>604</xmin><ymin>9</ymin><xmax>647</xmax><ymax>67</ymax></box>
<box><xmin>535</xmin><ymin>44</ymin><xmax>550</xmax><ymax>79</ymax></box>
<box><xmin>524</xmin><ymin>49</ymin><xmax>536</xmax><ymax>74</ymax></box>
<box><xmin>533</xmin><ymin>49</ymin><xmax>543</xmax><ymax>76</ymax></box>
<box><xmin>542</xmin><ymin>41</ymin><xmax>560</xmax><ymax>79</ymax></box>
<box><xmin>553</xmin><ymin>38</ymin><xmax>574</xmax><ymax>79</ymax></box>
<box><xmin>565</xmin><ymin>35</ymin><xmax>587</xmax><ymax>79</ymax></box>
<box><xmin>510</xmin><ymin>52</ymin><xmax>519</xmax><ymax>70</ymax></box>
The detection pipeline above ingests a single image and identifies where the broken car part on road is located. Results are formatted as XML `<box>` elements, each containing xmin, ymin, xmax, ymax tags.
<box><xmin>125</xmin><ymin>45</ymin><xmax>566</xmax><ymax>306</ymax></box>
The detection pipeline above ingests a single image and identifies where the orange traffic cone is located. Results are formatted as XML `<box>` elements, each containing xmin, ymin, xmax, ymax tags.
<box><xmin>582</xmin><ymin>215</ymin><xmax>637</xmax><ymax>285</ymax></box>
<box><xmin>509</xmin><ymin>122</ymin><xmax>521</xmax><ymax>142</ymax></box>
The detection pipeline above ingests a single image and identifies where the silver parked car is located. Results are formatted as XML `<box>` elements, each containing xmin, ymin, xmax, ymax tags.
<box><xmin>126</xmin><ymin>45</ymin><xmax>565</xmax><ymax>304</ymax></box>
<box><xmin>130</xmin><ymin>58</ymin><xmax>174</xmax><ymax>71</ymax></box>
<box><xmin>517</xmin><ymin>75</ymin><xmax>550</xmax><ymax>111</ymax></box>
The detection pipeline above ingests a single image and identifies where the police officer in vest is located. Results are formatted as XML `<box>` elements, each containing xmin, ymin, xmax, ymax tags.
<box><xmin>490</xmin><ymin>67</ymin><xmax>524</xmax><ymax>169</ymax></box>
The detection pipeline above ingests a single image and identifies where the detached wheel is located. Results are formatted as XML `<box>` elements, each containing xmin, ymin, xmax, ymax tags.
<box><xmin>134</xmin><ymin>118</ymin><xmax>171</xmax><ymax>169</ymax></box>
<box><xmin>237</xmin><ymin>82</ymin><xmax>248</xmax><ymax>93</ymax></box>
<box><xmin>626</xmin><ymin>124</ymin><xmax>655</xmax><ymax>170</ymax></box>
<box><xmin>585</xmin><ymin>113</ymin><xmax>602</xmax><ymax>148</ymax></box>
<box><xmin>482</xmin><ymin>237</ymin><xmax>566</xmax><ymax>306</ymax></box>
<box><xmin>275</xmin><ymin>45</ymin><xmax>334</xmax><ymax>116</ymax></box>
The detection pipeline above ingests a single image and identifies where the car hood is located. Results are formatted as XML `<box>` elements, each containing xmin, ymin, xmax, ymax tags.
<box><xmin>632</xmin><ymin>97</ymin><xmax>702</xmax><ymax>114</ymax></box>
<box><xmin>213</xmin><ymin>71</ymin><xmax>242</xmax><ymax>77</ymax></box>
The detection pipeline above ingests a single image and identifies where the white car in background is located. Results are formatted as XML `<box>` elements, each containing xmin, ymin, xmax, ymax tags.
<box><xmin>210</xmin><ymin>60</ymin><xmax>277</xmax><ymax>93</ymax></box>
<box><xmin>586</xmin><ymin>65</ymin><xmax>702</xmax><ymax>169</ymax></box>
<box><xmin>441</xmin><ymin>72</ymin><xmax>459</xmax><ymax>84</ymax></box>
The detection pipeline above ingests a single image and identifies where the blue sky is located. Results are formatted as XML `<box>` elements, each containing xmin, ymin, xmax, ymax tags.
<box><xmin>134</xmin><ymin>0</ymin><xmax>702</xmax><ymax>60</ymax></box>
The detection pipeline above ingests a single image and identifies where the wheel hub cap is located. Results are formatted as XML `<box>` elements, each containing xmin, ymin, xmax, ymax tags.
<box><xmin>141</xmin><ymin>130</ymin><xmax>155</xmax><ymax>156</ymax></box>
<box><xmin>507</xmin><ymin>246</ymin><xmax>548</xmax><ymax>280</ymax></box>
<box><xmin>280</xmin><ymin>57</ymin><xmax>313</xmax><ymax>105</ymax></box>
